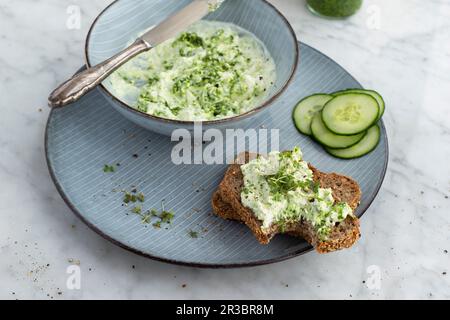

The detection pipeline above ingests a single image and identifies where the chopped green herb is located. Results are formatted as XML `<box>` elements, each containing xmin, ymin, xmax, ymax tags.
<box><xmin>103</xmin><ymin>165</ymin><xmax>116</xmax><ymax>173</ymax></box>
<box><xmin>131</xmin><ymin>206</ymin><xmax>142</xmax><ymax>214</ymax></box>
<box><xmin>160</xmin><ymin>211</ymin><xmax>175</xmax><ymax>224</ymax></box>
<box><xmin>188</xmin><ymin>230</ymin><xmax>199</xmax><ymax>239</ymax></box>
<box><xmin>137</xmin><ymin>193</ymin><xmax>145</xmax><ymax>202</ymax></box>
<box><xmin>108</xmin><ymin>21</ymin><xmax>276</xmax><ymax>122</ymax></box>
<box><xmin>163</xmin><ymin>60</ymin><xmax>174</xmax><ymax>70</ymax></box>
<box><xmin>153</xmin><ymin>221</ymin><xmax>162</xmax><ymax>229</ymax></box>
<box><xmin>208</xmin><ymin>1</ymin><xmax>224</xmax><ymax>12</ymax></box>
<box><xmin>123</xmin><ymin>192</ymin><xmax>137</xmax><ymax>204</ymax></box>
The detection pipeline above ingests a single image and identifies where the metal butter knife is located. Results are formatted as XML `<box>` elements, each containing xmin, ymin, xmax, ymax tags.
<box><xmin>48</xmin><ymin>0</ymin><xmax>223</xmax><ymax>108</ymax></box>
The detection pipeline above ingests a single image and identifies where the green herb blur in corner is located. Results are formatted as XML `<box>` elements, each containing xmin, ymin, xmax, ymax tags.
<box><xmin>307</xmin><ymin>0</ymin><xmax>363</xmax><ymax>18</ymax></box>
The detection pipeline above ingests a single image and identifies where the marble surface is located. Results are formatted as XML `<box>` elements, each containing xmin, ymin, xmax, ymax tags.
<box><xmin>0</xmin><ymin>0</ymin><xmax>449</xmax><ymax>300</ymax></box>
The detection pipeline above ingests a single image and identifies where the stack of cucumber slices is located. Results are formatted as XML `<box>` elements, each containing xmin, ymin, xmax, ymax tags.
<box><xmin>293</xmin><ymin>89</ymin><xmax>385</xmax><ymax>159</ymax></box>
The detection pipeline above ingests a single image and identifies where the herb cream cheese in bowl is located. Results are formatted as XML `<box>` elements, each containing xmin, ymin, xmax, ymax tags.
<box><xmin>86</xmin><ymin>0</ymin><xmax>298</xmax><ymax>136</ymax></box>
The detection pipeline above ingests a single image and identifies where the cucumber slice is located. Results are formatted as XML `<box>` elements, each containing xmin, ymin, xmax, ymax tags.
<box><xmin>333</xmin><ymin>89</ymin><xmax>385</xmax><ymax>121</ymax></box>
<box><xmin>322</xmin><ymin>93</ymin><xmax>379</xmax><ymax>135</ymax></box>
<box><xmin>311</xmin><ymin>113</ymin><xmax>366</xmax><ymax>149</ymax></box>
<box><xmin>293</xmin><ymin>94</ymin><xmax>333</xmax><ymax>135</ymax></box>
<box><xmin>325</xmin><ymin>125</ymin><xmax>381</xmax><ymax>159</ymax></box>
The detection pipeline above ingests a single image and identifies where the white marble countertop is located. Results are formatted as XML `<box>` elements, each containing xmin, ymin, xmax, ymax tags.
<box><xmin>0</xmin><ymin>0</ymin><xmax>449</xmax><ymax>300</ymax></box>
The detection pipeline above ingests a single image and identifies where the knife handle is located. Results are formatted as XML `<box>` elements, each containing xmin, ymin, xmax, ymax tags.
<box><xmin>48</xmin><ymin>39</ymin><xmax>152</xmax><ymax>108</ymax></box>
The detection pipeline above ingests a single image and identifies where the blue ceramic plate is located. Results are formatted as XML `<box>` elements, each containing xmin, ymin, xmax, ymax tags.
<box><xmin>46</xmin><ymin>43</ymin><xmax>388</xmax><ymax>268</ymax></box>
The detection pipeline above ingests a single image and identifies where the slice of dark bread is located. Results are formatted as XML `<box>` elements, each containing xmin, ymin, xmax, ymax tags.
<box><xmin>212</xmin><ymin>152</ymin><xmax>362</xmax><ymax>253</ymax></box>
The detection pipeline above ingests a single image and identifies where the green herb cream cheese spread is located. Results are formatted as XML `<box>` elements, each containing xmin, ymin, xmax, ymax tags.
<box><xmin>106</xmin><ymin>21</ymin><xmax>276</xmax><ymax>121</ymax></box>
<box><xmin>241</xmin><ymin>147</ymin><xmax>354</xmax><ymax>239</ymax></box>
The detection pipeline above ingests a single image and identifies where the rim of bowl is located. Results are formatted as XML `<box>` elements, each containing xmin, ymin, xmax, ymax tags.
<box><xmin>84</xmin><ymin>0</ymin><xmax>299</xmax><ymax>126</ymax></box>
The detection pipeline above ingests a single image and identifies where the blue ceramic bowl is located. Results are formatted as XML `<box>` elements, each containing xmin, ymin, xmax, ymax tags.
<box><xmin>85</xmin><ymin>0</ymin><xmax>298</xmax><ymax>136</ymax></box>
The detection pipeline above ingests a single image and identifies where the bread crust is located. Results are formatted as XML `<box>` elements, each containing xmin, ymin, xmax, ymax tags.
<box><xmin>212</xmin><ymin>152</ymin><xmax>362</xmax><ymax>253</ymax></box>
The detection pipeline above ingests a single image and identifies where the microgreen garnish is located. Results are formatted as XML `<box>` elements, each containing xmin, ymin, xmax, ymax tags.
<box><xmin>131</xmin><ymin>206</ymin><xmax>142</xmax><ymax>214</ymax></box>
<box><xmin>126</xmin><ymin>196</ymin><xmax>175</xmax><ymax>229</ymax></box>
<box><xmin>152</xmin><ymin>221</ymin><xmax>162</xmax><ymax>229</ymax></box>
<box><xmin>123</xmin><ymin>192</ymin><xmax>137</xmax><ymax>204</ymax></box>
<box><xmin>160</xmin><ymin>211</ymin><xmax>175</xmax><ymax>224</ymax></box>
<box><xmin>265</xmin><ymin>149</ymin><xmax>314</xmax><ymax>195</ymax></box>
<box><xmin>188</xmin><ymin>230</ymin><xmax>199</xmax><ymax>239</ymax></box>
<box><xmin>136</xmin><ymin>193</ymin><xmax>145</xmax><ymax>203</ymax></box>
<box><xmin>110</xmin><ymin>16</ymin><xmax>277</xmax><ymax>124</ymax></box>
<box><xmin>149</xmin><ymin>209</ymin><xmax>159</xmax><ymax>217</ymax></box>
<box><xmin>141</xmin><ymin>214</ymin><xmax>152</xmax><ymax>224</ymax></box>
<box><xmin>103</xmin><ymin>165</ymin><xmax>116</xmax><ymax>173</ymax></box>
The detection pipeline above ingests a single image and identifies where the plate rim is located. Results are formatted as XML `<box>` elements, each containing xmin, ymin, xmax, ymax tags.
<box><xmin>45</xmin><ymin>42</ymin><xmax>389</xmax><ymax>269</ymax></box>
